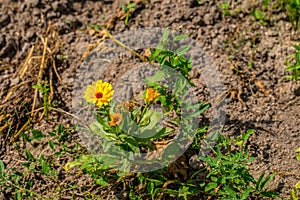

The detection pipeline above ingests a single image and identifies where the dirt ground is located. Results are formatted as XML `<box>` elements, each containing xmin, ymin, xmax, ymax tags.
<box><xmin>0</xmin><ymin>0</ymin><xmax>299</xmax><ymax>199</ymax></box>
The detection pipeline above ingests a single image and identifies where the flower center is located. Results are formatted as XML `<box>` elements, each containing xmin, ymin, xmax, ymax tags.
<box><xmin>95</xmin><ymin>92</ymin><xmax>103</xmax><ymax>98</ymax></box>
<box><xmin>114</xmin><ymin>116</ymin><xmax>120</xmax><ymax>122</ymax></box>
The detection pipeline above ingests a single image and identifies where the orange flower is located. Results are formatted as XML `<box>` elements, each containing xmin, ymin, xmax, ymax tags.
<box><xmin>84</xmin><ymin>80</ymin><xmax>114</xmax><ymax>107</ymax></box>
<box><xmin>109</xmin><ymin>113</ymin><xmax>122</xmax><ymax>126</ymax></box>
<box><xmin>145</xmin><ymin>88</ymin><xmax>160</xmax><ymax>103</ymax></box>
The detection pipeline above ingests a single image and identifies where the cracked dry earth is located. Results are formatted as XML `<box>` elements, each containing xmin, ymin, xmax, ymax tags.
<box><xmin>0</xmin><ymin>0</ymin><xmax>299</xmax><ymax>199</ymax></box>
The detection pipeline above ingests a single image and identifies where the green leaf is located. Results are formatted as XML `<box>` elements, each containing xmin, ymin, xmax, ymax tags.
<box><xmin>174</xmin><ymin>77</ymin><xmax>188</xmax><ymax>96</ymax></box>
<box><xmin>173</xmin><ymin>34</ymin><xmax>189</xmax><ymax>41</ymax></box>
<box><xmin>31</xmin><ymin>129</ymin><xmax>45</xmax><ymax>140</ymax></box>
<box><xmin>161</xmin><ymin>28</ymin><xmax>170</xmax><ymax>44</ymax></box>
<box><xmin>39</xmin><ymin>158</ymin><xmax>51</xmax><ymax>175</ymax></box>
<box><xmin>260</xmin><ymin>174</ymin><xmax>275</xmax><ymax>191</ymax></box>
<box><xmin>150</xmin><ymin>127</ymin><xmax>173</xmax><ymax>141</ymax></box>
<box><xmin>14</xmin><ymin>191</ymin><xmax>22</xmax><ymax>200</ymax></box>
<box><xmin>175</xmin><ymin>45</ymin><xmax>190</xmax><ymax>56</ymax></box>
<box><xmin>224</xmin><ymin>186</ymin><xmax>237</xmax><ymax>198</ymax></box>
<box><xmin>285</xmin><ymin>64</ymin><xmax>300</xmax><ymax>71</ymax></box>
<box><xmin>123</xmin><ymin>135</ymin><xmax>140</xmax><ymax>153</ymax></box>
<box><xmin>139</xmin><ymin>110</ymin><xmax>163</xmax><ymax>137</ymax></box>
<box><xmin>89</xmin><ymin>121</ymin><xmax>115</xmax><ymax>140</ymax></box>
<box><xmin>95</xmin><ymin>178</ymin><xmax>109</xmax><ymax>186</ymax></box>
<box><xmin>241</xmin><ymin>187</ymin><xmax>253</xmax><ymax>199</ymax></box>
<box><xmin>0</xmin><ymin>161</ymin><xmax>4</xmax><ymax>177</ymax></box>
<box><xmin>95</xmin><ymin>154</ymin><xmax>119</xmax><ymax>166</ymax></box>
<box><xmin>205</xmin><ymin>182</ymin><xmax>218</xmax><ymax>192</ymax></box>
<box><xmin>256</xmin><ymin>172</ymin><xmax>265</xmax><ymax>190</ymax></box>
<box><xmin>294</xmin><ymin>44</ymin><xmax>300</xmax><ymax>51</ymax></box>
<box><xmin>25</xmin><ymin>149</ymin><xmax>35</xmax><ymax>161</ymax></box>
<box><xmin>290</xmin><ymin>189</ymin><xmax>298</xmax><ymax>200</ymax></box>
<box><xmin>48</xmin><ymin>140</ymin><xmax>55</xmax><ymax>150</ymax></box>
<box><xmin>183</xmin><ymin>103</ymin><xmax>210</xmax><ymax>118</ymax></box>
<box><xmin>295</xmin><ymin>180</ymin><xmax>300</xmax><ymax>189</ymax></box>
<box><xmin>296</xmin><ymin>147</ymin><xmax>300</xmax><ymax>161</ymax></box>
<box><xmin>147</xmin><ymin>182</ymin><xmax>154</xmax><ymax>193</ymax></box>
<box><xmin>260</xmin><ymin>191</ymin><xmax>279</xmax><ymax>198</ymax></box>
<box><xmin>162</xmin><ymin>143</ymin><xmax>180</xmax><ymax>160</ymax></box>
<box><xmin>146</xmin><ymin>70</ymin><xmax>166</xmax><ymax>85</ymax></box>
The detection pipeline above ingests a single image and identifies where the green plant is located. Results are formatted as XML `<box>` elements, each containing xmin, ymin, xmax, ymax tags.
<box><xmin>122</xmin><ymin>2</ymin><xmax>137</xmax><ymax>25</ymax></box>
<box><xmin>253</xmin><ymin>8</ymin><xmax>266</xmax><ymax>24</ymax></box>
<box><xmin>198</xmin><ymin>130</ymin><xmax>279</xmax><ymax>200</ymax></box>
<box><xmin>65</xmin><ymin>28</ymin><xmax>209</xmax><ymax>199</ymax></box>
<box><xmin>219</xmin><ymin>2</ymin><xmax>232</xmax><ymax>16</ymax></box>
<box><xmin>196</xmin><ymin>0</ymin><xmax>202</xmax><ymax>5</ymax></box>
<box><xmin>32</xmin><ymin>81</ymin><xmax>50</xmax><ymax>119</ymax></box>
<box><xmin>278</xmin><ymin>0</ymin><xmax>300</xmax><ymax>29</ymax></box>
<box><xmin>0</xmin><ymin>125</ymin><xmax>85</xmax><ymax>199</ymax></box>
<box><xmin>290</xmin><ymin>147</ymin><xmax>300</xmax><ymax>200</ymax></box>
<box><xmin>285</xmin><ymin>44</ymin><xmax>300</xmax><ymax>80</ymax></box>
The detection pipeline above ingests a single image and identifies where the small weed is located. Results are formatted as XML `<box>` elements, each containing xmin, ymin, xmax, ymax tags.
<box><xmin>199</xmin><ymin>130</ymin><xmax>279</xmax><ymax>199</ymax></box>
<box><xmin>32</xmin><ymin>81</ymin><xmax>50</xmax><ymax>120</ymax></box>
<box><xmin>122</xmin><ymin>2</ymin><xmax>137</xmax><ymax>25</ymax></box>
<box><xmin>219</xmin><ymin>2</ymin><xmax>232</xmax><ymax>16</ymax></box>
<box><xmin>290</xmin><ymin>147</ymin><xmax>300</xmax><ymax>200</ymax></box>
<box><xmin>285</xmin><ymin>43</ymin><xmax>300</xmax><ymax>80</ymax></box>
<box><xmin>278</xmin><ymin>0</ymin><xmax>300</xmax><ymax>29</ymax></box>
<box><xmin>0</xmin><ymin>125</ymin><xmax>83</xmax><ymax>199</ymax></box>
<box><xmin>196</xmin><ymin>0</ymin><xmax>202</xmax><ymax>5</ymax></box>
<box><xmin>253</xmin><ymin>8</ymin><xmax>266</xmax><ymax>24</ymax></box>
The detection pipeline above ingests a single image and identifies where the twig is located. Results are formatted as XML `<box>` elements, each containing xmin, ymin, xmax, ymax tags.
<box><xmin>2</xmin><ymin>79</ymin><xmax>34</xmax><ymax>104</ymax></box>
<box><xmin>19</xmin><ymin>45</ymin><xmax>35</xmax><ymax>79</ymax></box>
<box><xmin>105</xmin><ymin>29</ymin><xmax>149</xmax><ymax>62</ymax></box>
<box><xmin>50</xmin><ymin>56</ymin><xmax>63</xmax><ymax>83</ymax></box>
<box><xmin>50</xmin><ymin>107</ymin><xmax>81</xmax><ymax>120</ymax></box>
<box><xmin>9</xmin><ymin>119</ymin><xmax>31</xmax><ymax>143</ymax></box>
<box><xmin>0</xmin><ymin>124</ymin><xmax>9</xmax><ymax>135</ymax></box>
<box><xmin>273</xmin><ymin>169</ymin><xmax>300</xmax><ymax>177</ymax></box>
<box><xmin>49</xmin><ymin>66</ymin><xmax>54</xmax><ymax>106</ymax></box>
<box><xmin>31</xmin><ymin>37</ymin><xmax>48</xmax><ymax>117</ymax></box>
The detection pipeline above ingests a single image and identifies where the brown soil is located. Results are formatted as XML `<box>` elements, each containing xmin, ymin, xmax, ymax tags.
<box><xmin>0</xmin><ymin>0</ymin><xmax>299</xmax><ymax>199</ymax></box>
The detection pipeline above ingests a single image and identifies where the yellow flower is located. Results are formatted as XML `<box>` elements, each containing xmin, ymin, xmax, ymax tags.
<box><xmin>109</xmin><ymin>113</ymin><xmax>122</xmax><ymax>126</ymax></box>
<box><xmin>145</xmin><ymin>88</ymin><xmax>160</xmax><ymax>103</ymax></box>
<box><xmin>84</xmin><ymin>80</ymin><xmax>114</xmax><ymax>107</ymax></box>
